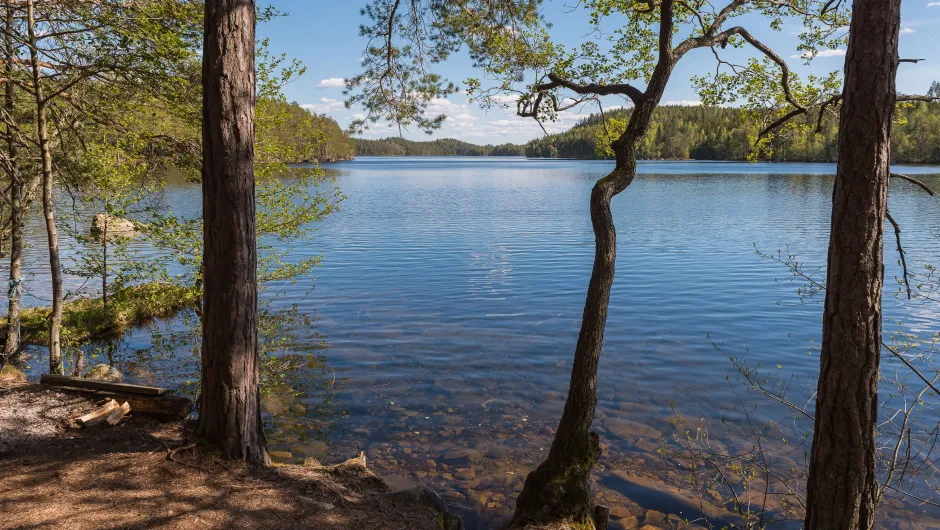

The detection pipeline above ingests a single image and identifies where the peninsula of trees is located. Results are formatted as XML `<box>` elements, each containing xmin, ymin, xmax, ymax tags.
<box><xmin>355</xmin><ymin>136</ymin><xmax>524</xmax><ymax>156</ymax></box>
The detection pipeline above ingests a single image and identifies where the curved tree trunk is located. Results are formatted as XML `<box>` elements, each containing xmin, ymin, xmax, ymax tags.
<box><xmin>195</xmin><ymin>0</ymin><xmax>269</xmax><ymax>467</ymax></box>
<box><xmin>509</xmin><ymin>89</ymin><xmax>668</xmax><ymax>528</ymax></box>
<box><xmin>803</xmin><ymin>1</ymin><xmax>900</xmax><ymax>529</ymax></box>
<box><xmin>26</xmin><ymin>0</ymin><xmax>64</xmax><ymax>375</ymax></box>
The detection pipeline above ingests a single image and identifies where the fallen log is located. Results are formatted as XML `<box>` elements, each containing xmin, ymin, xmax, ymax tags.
<box><xmin>39</xmin><ymin>378</ymin><xmax>192</xmax><ymax>422</ymax></box>
<box><xmin>105</xmin><ymin>401</ymin><xmax>132</xmax><ymax>426</ymax></box>
<box><xmin>77</xmin><ymin>399</ymin><xmax>119</xmax><ymax>427</ymax></box>
<box><xmin>40</xmin><ymin>375</ymin><xmax>166</xmax><ymax>396</ymax></box>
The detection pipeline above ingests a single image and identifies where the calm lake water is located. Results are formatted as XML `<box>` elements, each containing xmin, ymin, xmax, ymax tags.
<box><xmin>8</xmin><ymin>157</ymin><xmax>940</xmax><ymax>528</ymax></box>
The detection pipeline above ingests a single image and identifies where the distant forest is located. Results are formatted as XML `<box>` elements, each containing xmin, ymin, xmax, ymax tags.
<box><xmin>355</xmin><ymin>137</ymin><xmax>525</xmax><ymax>156</ymax></box>
<box><xmin>525</xmin><ymin>102</ymin><xmax>940</xmax><ymax>163</ymax></box>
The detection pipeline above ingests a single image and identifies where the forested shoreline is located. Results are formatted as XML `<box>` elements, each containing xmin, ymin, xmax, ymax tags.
<box><xmin>355</xmin><ymin>136</ymin><xmax>524</xmax><ymax>156</ymax></box>
<box><xmin>352</xmin><ymin>101</ymin><xmax>940</xmax><ymax>163</ymax></box>
<box><xmin>525</xmin><ymin>102</ymin><xmax>940</xmax><ymax>163</ymax></box>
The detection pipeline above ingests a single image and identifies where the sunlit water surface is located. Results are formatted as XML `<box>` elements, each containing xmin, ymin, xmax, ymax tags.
<box><xmin>8</xmin><ymin>157</ymin><xmax>940</xmax><ymax>529</ymax></box>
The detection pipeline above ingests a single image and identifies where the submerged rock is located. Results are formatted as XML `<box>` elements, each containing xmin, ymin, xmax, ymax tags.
<box><xmin>85</xmin><ymin>364</ymin><xmax>122</xmax><ymax>383</ymax></box>
<box><xmin>440</xmin><ymin>447</ymin><xmax>482</xmax><ymax>465</ymax></box>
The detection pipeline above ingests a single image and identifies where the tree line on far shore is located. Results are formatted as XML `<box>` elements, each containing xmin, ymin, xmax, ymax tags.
<box><xmin>355</xmin><ymin>136</ymin><xmax>524</xmax><ymax>156</ymax></box>
<box><xmin>353</xmin><ymin>95</ymin><xmax>940</xmax><ymax>164</ymax></box>
<box><xmin>525</xmin><ymin>96</ymin><xmax>940</xmax><ymax>163</ymax></box>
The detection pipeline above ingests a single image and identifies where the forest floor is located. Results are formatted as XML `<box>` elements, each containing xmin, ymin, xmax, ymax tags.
<box><xmin>0</xmin><ymin>380</ymin><xmax>458</xmax><ymax>530</ymax></box>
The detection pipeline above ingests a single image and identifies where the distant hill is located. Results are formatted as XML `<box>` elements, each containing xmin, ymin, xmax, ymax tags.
<box><xmin>355</xmin><ymin>137</ymin><xmax>525</xmax><ymax>157</ymax></box>
<box><xmin>524</xmin><ymin>102</ymin><xmax>940</xmax><ymax>164</ymax></box>
<box><xmin>259</xmin><ymin>100</ymin><xmax>355</xmax><ymax>163</ymax></box>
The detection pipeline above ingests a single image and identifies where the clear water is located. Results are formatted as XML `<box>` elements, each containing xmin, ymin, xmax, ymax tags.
<box><xmin>8</xmin><ymin>157</ymin><xmax>940</xmax><ymax>528</ymax></box>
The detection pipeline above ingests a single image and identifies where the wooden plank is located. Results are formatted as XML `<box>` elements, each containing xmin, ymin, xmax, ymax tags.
<box><xmin>105</xmin><ymin>401</ymin><xmax>131</xmax><ymax>426</ymax></box>
<box><xmin>40</xmin><ymin>374</ymin><xmax>166</xmax><ymax>396</ymax></box>
<box><xmin>77</xmin><ymin>399</ymin><xmax>118</xmax><ymax>427</ymax></box>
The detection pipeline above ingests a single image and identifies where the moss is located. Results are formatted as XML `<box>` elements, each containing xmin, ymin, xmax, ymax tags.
<box><xmin>0</xmin><ymin>282</ymin><xmax>199</xmax><ymax>347</ymax></box>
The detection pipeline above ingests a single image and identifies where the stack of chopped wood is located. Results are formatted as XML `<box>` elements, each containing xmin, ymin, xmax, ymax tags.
<box><xmin>76</xmin><ymin>399</ymin><xmax>132</xmax><ymax>427</ymax></box>
<box><xmin>39</xmin><ymin>374</ymin><xmax>192</xmax><ymax>422</ymax></box>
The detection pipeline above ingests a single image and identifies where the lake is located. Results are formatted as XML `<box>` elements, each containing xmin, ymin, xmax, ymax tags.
<box><xmin>9</xmin><ymin>157</ymin><xmax>940</xmax><ymax>529</ymax></box>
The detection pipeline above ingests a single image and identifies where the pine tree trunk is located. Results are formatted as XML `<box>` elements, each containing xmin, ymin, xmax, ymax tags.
<box><xmin>26</xmin><ymin>0</ymin><xmax>64</xmax><ymax>375</ymax></box>
<box><xmin>803</xmin><ymin>2</ymin><xmax>900</xmax><ymax>529</ymax></box>
<box><xmin>195</xmin><ymin>0</ymin><xmax>269</xmax><ymax>466</ymax></box>
<box><xmin>2</xmin><ymin>6</ymin><xmax>22</xmax><ymax>367</ymax></box>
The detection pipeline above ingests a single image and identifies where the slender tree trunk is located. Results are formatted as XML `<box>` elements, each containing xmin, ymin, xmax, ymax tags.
<box><xmin>2</xmin><ymin>6</ymin><xmax>22</xmax><ymax>367</ymax></box>
<box><xmin>102</xmin><ymin>216</ymin><xmax>108</xmax><ymax>307</ymax></box>
<box><xmin>509</xmin><ymin>72</ymin><xmax>672</xmax><ymax>530</ymax></box>
<box><xmin>195</xmin><ymin>0</ymin><xmax>269</xmax><ymax>466</ymax></box>
<box><xmin>803</xmin><ymin>2</ymin><xmax>900</xmax><ymax>529</ymax></box>
<box><xmin>26</xmin><ymin>0</ymin><xmax>64</xmax><ymax>375</ymax></box>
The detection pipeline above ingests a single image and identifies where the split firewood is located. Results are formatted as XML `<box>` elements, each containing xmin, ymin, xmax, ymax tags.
<box><xmin>76</xmin><ymin>399</ymin><xmax>118</xmax><ymax>427</ymax></box>
<box><xmin>105</xmin><ymin>401</ymin><xmax>132</xmax><ymax>427</ymax></box>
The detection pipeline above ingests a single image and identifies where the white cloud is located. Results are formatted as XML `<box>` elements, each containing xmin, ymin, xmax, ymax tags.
<box><xmin>352</xmin><ymin>113</ymin><xmax>366</xmax><ymax>120</ymax></box>
<box><xmin>316</xmin><ymin>78</ymin><xmax>346</xmax><ymax>89</ymax></box>
<box><xmin>489</xmin><ymin>94</ymin><xmax>520</xmax><ymax>105</ymax></box>
<box><xmin>452</xmin><ymin>113</ymin><xmax>477</xmax><ymax>122</ymax></box>
<box><xmin>901</xmin><ymin>27</ymin><xmax>917</xmax><ymax>34</ymax></box>
<box><xmin>928</xmin><ymin>2</ymin><xmax>940</xmax><ymax>6</ymax></box>
<box><xmin>791</xmin><ymin>48</ymin><xmax>846</xmax><ymax>59</ymax></box>
<box><xmin>663</xmin><ymin>100</ymin><xmax>702</xmax><ymax>106</ymax></box>
<box><xmin>301</xmin><ymin>97</ymin><xmax>346</xmax><ymax>114</ymax></box>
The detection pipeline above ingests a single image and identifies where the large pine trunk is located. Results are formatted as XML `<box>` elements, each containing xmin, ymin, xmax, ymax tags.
<box><xmin>803</xmin><ymin>1</ymin><xmax>900</xmax><ymax>528</ymax></box>
<box><xmin>194</xmin><ymin>0</ymin><xmax>269</xmax><ymax>466</ymax></box>
<box><xmin>26</xmin><ymin>0</ymin><xmax>63</xmax><ymax>375</ymax></box>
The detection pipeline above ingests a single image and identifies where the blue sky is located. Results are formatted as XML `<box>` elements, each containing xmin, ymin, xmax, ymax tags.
<box><xmin>258</xmin><ymin>1</ymin><xmax>940</xmax><ymax>144</ymax></box>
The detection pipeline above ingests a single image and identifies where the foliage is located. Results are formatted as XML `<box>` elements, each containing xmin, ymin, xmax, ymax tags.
<box><xmin>355</xmin><ymin>136</ymin><xmax>524</xmax><ymax>156</ymax></box>
<box><xmin>62</xmin><ymin>137</ymin><xmax>167</xmax><ymax>304</ymax></box>
<box><xmin>145</xmin><ymin>39</ymin><xmax>345</xmax><ymax>289</ymax></box>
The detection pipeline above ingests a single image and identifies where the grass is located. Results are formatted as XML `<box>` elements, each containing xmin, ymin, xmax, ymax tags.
<box><xmin>0</xmin><ymin>364</ymin><xmax>26</xmax><ymax>382</ymax></box>
<box><xmin>2</xmin><ymin>282</ymin><xmax>200</xmax><ymax>347</ymax></box>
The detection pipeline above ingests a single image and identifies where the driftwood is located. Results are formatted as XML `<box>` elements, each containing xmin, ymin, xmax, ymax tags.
<box><xmin>40</xmin><ymin>376</ymin><xmax>192</xmax><ymax>422</ymax></box>
<box><xmin>77</xmin><ymin>399</ymin><xmax>118</xmax><ymax>427</ymax></box>
<box><xmin>105</xmin><ymin>401</ymin><xmax>132</xmax><ymax>426</ymax></box>
<box><xmin>40</xmin><ymin>375</ymin><xmax>166</xmax><ymax>396</ymax></box>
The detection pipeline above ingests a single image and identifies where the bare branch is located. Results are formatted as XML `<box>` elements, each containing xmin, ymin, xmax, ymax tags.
<box><xmin>886</xmin><ymin>211</ymin><xmax>912</xmax><ymax>300</ymax></box>
<box><xmin>891</xmin><ymin>173</ymin><xmax>937</xmax><ymax>196</ymax></box>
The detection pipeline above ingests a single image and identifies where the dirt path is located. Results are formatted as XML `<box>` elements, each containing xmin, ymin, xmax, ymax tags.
<box><xmin>0</xmin><ymin>382</ymin><xmax>458</xmax><ymax>530</ymax></box>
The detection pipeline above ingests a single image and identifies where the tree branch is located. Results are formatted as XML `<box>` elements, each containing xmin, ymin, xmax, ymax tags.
<box><xmin>536</xmin><ymin>72</ymin><xmax>645</xmax><ymax>106</ymax></box>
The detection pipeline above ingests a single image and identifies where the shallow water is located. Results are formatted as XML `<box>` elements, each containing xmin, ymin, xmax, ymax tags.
<box><xmin>8</xmin><ymin>157</ymin><xmax>940</xmax><ymax>528</ymax></box>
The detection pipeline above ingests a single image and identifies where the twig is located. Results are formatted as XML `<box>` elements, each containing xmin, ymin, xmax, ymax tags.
<box><xmin>883</xmin><ymin>342</ymin><xmax>940</xmax><ymax>397</ymax></box>
<box><xmin>166</xmin><ymin>443</ymin><xmax>212</xmax><ymax>473</ymax></box>
<box><xmin>885</xmin><ymin>211</ymin><xmax>912</xmax><ymax>300</ymax></box>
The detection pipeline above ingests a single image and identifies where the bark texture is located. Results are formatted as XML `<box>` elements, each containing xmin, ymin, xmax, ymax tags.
<box><xmin>803</xmin><ymin>2</ymin><xmax>900</xmax><ymax>529</ymax></box>
<box><xmin>195</xmin><ymin>0</ymin><xmax>269</xmax><ymax>466</ymax></box>
<box><xmin>2</xmin><ymin>6</ymin><xmax>22</xmax><ymax>367</ymax></box>
<box><xmin>508</xmin><ymin>9</ymin><xmax>676</xmax><ymax>523</ymax></box>
<box><xmin>26</xmin><ymin>0</ymin><xmax>63</xmax><ymax>375</ymax></box>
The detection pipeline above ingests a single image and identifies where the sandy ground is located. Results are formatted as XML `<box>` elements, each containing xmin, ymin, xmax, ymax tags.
<box><xmin>0</xmin><ymin>382</ymin><xmax>455</xmax><ymax>530</ymax></box>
